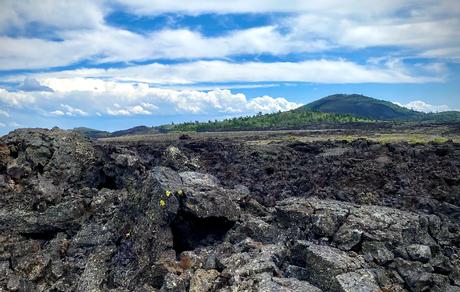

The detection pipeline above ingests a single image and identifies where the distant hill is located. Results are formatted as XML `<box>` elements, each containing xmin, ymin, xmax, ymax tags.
<box><xmin>421</xmin><ymin>111</ymin><xmax>460</xmax><ymax>123</ymax></box>
<box><xmin>299</xmin><ymin>94</ymin><xmax>423</xmax><ymax>120</ymax></box>
<box><xmin>74</xmin><ymin>94</ymin><xmax>460</xmax><ymax>137</ymax></box>
<box><xmin>111</xmin><ymin>126</ymin><xmax>159</xmax><ymax>137</ymax></box>
<box><xmin>159</xmin><ymin>110</ymin><xmax>371</xmax><ymax>132</ymax></box>
<box><xmin>74</xmin><ymin>125</ymin><xmax>160</xmax><ymax>139</ymax></box>
<box><xmin>73</xmin><ymin>127</ymin><xmax>111</xmax><ymax>139</ymax></box>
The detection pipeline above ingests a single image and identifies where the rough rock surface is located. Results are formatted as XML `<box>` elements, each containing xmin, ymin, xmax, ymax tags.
<box><xmin>0</xmin><ymin>128</ymin><xmax>459</xmax><ymax>291</ymax></box>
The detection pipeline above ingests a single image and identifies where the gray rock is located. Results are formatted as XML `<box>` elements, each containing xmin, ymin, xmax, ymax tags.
<box><xmin>163</xmin><ymin>146</ymin><xmax>199</xmax><ymax>170</ymax></box>
<box><xmin>218</xmin><ymin>241</ymin><xmax>286</xmax><ymax>285</ymax></box>
<box><xmin>276</xmin><ymin>197</ymin><xmax>437</xmax><ymax>251</ymax></box>
<box><xmin>335</xmin><ymin>269</ymin><xmax>382</xmax><ymax>292</ymax></box>
<box><xmin>189</xmin><ymin>268</ymin><xmax>219</xmax><ymax>292</ymax></box>
<box><xmin>0</xmin><ymin>199</ymin><xmax>86</xmax><ymax>234</ymax></box>
<box><xmin>160</xmin><ymin>272</ymin><xmax>188</xmax><ymax>292</ymax></box>
<box><xmin>406</xmin><ymin>244</ymin><xmax>432</xmax><ymax>262</ymax></box>
<box><xmin>179</xmin><ymin>171</ymin><xmax>219</xmax><ymax>188</ymax></box>
<box><xmin>227</xmin><ymin>214</ymin><xmax>283</xmax><ymax>243</ymax></box>
<box><xmin>179</xmin><ymin>171</ymin><xmax>242</xmax><ymax>221</ymax></box>
<box><xmin>291</xmin><ymin>241</ymin><xmax>364</xmax><ymax>291</ymax></box>
<box><xmin>76</xmin><ymin>247</ymin><xmax>113</xmax><ymax>292</ymax></box>
<box><xmin>362</xmin><ymin>241</ymin><xmax>394</xmax><ymax>265</ymax></box>
<box><xmin>394</xmin><ymin>258</ymin><xmax>434</xmax><ymax>291</ymax></box>
<box><xmin>256</xmin><ymin>273</ymin><xmax>322</xmax><ymax>292</ymax></box>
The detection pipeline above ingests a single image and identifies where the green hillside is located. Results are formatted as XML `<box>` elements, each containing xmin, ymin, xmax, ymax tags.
<box><xmin>421</xmin><ymin>111</ymin><xmax>460</xmax><ymax>123</ymax></box>
<box><xmin>111</xmin><ymin>126</ymin><xmax>159</xmax><ymax>137</ymax></box>
<box><xmin>159</xmin><ymin>110</ymin><xmax>371</xmax><ymax>132</ymax></box>
<box><xmin>73</xmin><ymin>127</ymin><xmax>111</xmax><ymax>138</ymax></box>
<box><xmin>76</xmin><ymin>94</ymin><xmax>459</xmax><ymax>137</ymax></box>
<box><xmin>299</xmin><ymin>94</ymin><xmax>422</xmax><ymax>120</ymax></box>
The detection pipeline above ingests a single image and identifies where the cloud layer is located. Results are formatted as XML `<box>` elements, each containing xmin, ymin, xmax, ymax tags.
<box><xmin>0</xmin><ymin>78</ymin><xmax>300</xmax><ymax>118</ymax></box>
<box><xmin>396</xmin><ymin>100</ymin><xmax>454</xmax><ymax>113</ymax></box>
<box><xmin>8</xmin><ymin>59</ymin><xmax>440</xmax><ymax>86</ymax></box>
<box><xmin>0</xmin><ymin>0</ymin><xmax>459</xmax><ymax>70</ymax></box>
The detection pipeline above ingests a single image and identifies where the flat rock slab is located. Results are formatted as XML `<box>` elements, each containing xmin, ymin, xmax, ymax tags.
<box><xmin>291</xmin><ymin>241</ymin><xmax>364</xmax><ymax>291</ymax></box>
<box><xmin>336</xmin><ymin>269</ymin><xmax>382</xmax><ymax>292</ymax></box>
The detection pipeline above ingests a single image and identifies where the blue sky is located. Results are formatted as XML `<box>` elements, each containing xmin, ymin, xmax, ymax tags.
<box><xmin>1</xmin><ymin>0</ymin><xmax>459</xmax><ymax>134</ymax></box>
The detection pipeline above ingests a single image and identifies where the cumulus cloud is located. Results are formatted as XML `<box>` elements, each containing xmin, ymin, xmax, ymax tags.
<box><xmin>0</xmin><ymin>78</ymin><xmax>301</xmax><ymax>118</ymax></box>
<box><xmin>50</xmin><ymin>104</ymin><xmax>88</xmax><ymax>116</ymax></box>
<box><xmin>247</xmin><ymin>96</ymin><xmax>301</xmax><ymax>112</ymax></box>
<box><xmin>18</xmin><ymin>78</ymin><xmax>53</xmax><ymax>92</ymax></box>
<box><xmin>0</xmin><ymin>88</ymin><xmax>38</xmax><ymax>106</ymax></box>
<box><xmin>107</xmin><ymin>104</ymin><xmax>152</xmax><ymax>116</ymax></box>
<box><xmin>395</xmin><ymin>100</ymin><xmax>453</xmax><ymax>112</ymax></box>
<box><xmin>60</xmin><ymin>104</ymin><xmax>88</xmax><ymax>116</ymax></box>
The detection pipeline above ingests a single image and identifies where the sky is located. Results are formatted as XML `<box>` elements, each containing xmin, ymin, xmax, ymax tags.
<box><xmin>0</xmin><ymin>0</ymin><xmax>459</xmax><ymax>134</ymax></box>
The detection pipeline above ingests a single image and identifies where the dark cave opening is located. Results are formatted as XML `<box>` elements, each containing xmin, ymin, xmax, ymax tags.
<box><xmin>10</xmin><ymin>148</ymin><xmax>18</xmax><ymax>159</ymax></box>
<box><xmin>21</xmin><ymin>229</ymin><xmax>61</xmax><ymax>241</ymax></box>
<box><xmin>265</xmin><ymin>167</ymin><xmax>275</xmax><ymax>175</ymax></box>
<box><xmin>170</xmin><ymin>210</ymin><xmax>235</xmax><ymax>254</ymax></box>
<box><xmin>97</xmin><ymin>173</ymin><xmax>118</xmax><ymax>190</ymax></box>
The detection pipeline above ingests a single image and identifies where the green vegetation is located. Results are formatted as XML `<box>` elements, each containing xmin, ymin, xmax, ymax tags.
<box><xmin>111</xmin><ymin>126</ymin><xmax>159</xmax><ymax>137</ymax></box>
<box><xmin>73</xmin><ymin>127</ymin><xmax>111</xmax><ymax>138</ymax></box>
<box><xmin>262</xmin><ymin>133</ymin><xmax>458</xmax><ymax>145</ymax></box>
<box><xmin>159</xmin><ymin>110</ymin><xmax>372</xmax><ymax>132</ymax></box>
<box><xmin>420</xmin><ymin>111</ymin><xmax>460</xmax><ymax>123</ymax></box>
<box><xmin>80</xmin><ymin>94</ymin><xmax>460</xmax><ymax>138</ymax></box>
<box><xmin>159</xmin><ymin>199</ymin><xmax>166</xmax><ymax>208</ymax></box>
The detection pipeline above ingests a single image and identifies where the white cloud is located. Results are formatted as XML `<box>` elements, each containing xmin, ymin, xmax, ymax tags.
<box><xmin>0</xmin><ymin>109</ymin><xmax>9</xmax><ymax>117</ymax></box>
<box><xmin>285</xmin><ymin>13</ymin><xmax>460</xmax><ymax>60</ymax></box>
<box><xmin>247</xmin><ymin>96</ymin><xmax>300</xmax><ymax>112</ymax></box>
<box><xmin>50</xmin><ymin>110</ymin><xmax>65</xmax><ymax>116</ymax></box>
<box><xmin>395</xmin><ymin>100</ymin><xmax>453</xmax><ymax>112</ymax></box>
<box><xmin>0</xmin><ymin>88</ymin><xmax>38</xmax><ymax>106</ymax></box>
<box><xmin>107</xmin><ymin>105</ymin><xmax>152</xmax><ymax>116</ymax></box>
<box><xmin>112</xmin><ymin>0</ymin><xmax>453</xmax><ymax>16</ymax></box>
<box><xmin>0</xmin><ymin>25</ymin><xmax>330</xmax><ymax>70</ymax></box>
<box><xmin>50</xmin><ymin>104</ymin><xmax>88</xmax><ymax>116</ymax></box>
<box><xmin>18</xmin><ymin>78</ymin><xmax>53</xmax><ymax>92</ymax></box>
<box><xmin>0</xmin><ymin>1</ymin><xmax>459</xmax><ymax>70</ymax></box>
<box><xmin>0</xmin><ymin>0</ymin><xmax>104</xmax><ymax>33</ymax></box>
<box><xmin>25</xmin><ymin>59</ymin><xmax>439</xmax><ymax>85</ymax></box>
<box><xmin>60</xmin><ymin>104</ymin><xmax>89</xmax><ymax>116</ymax></box>
<box><xmin>0</xmin><ymin>78</ymin><xmax>301</xmax><ymax>118</ymax></box>
<box><xmin>0</xmin><ymin>122</ymin><xmax>6</xmax><ymax>128</ymax></box>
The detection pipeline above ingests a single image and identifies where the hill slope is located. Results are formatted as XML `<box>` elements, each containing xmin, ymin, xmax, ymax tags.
<box><xmin>160</xmin><ymin>110</ymin><xmax>371</xmax><ymax>132</ymax></box>
<box><xmin>73</xmin><ymin>127</ymin><xmax>111</xmax><ymax>139</ymax></box>
<box><xmin>299</xmin><ymin>94</ymin><xmax>422</xmax><ymax>120</ymax></box>
<box><xmin>75</xmin><ymin>94</ymin><xmax>460</xmax><ymax>137</ymax></box>
<box><xmin>111</xmin><ymin>126</ymin><xmax>160</xmax><ymax>137</ymax></box>
<box><xmin>422</xmin><ymin>111</ymin><xmax>460</xmax><ymax>123</ymax></box>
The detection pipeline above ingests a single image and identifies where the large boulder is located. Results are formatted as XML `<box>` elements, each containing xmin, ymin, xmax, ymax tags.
<box><xmin>276</xmin><ymin>197</ymin><xmax>437</xmax><ymax>251</ymax></box>
<box><xmin>178</xmin><ymin>171</ymin><xmax>242</xmax><ymax>221</ymax></box>
<box><xmin>335</xmin><ymin>269</ymin><xmax>382</xmax><ymax>292</ymax></box>
<box><xmin>290</xmin><ymin>240</ymin><xmax>365</xmax><ymax>291</ymax></box>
